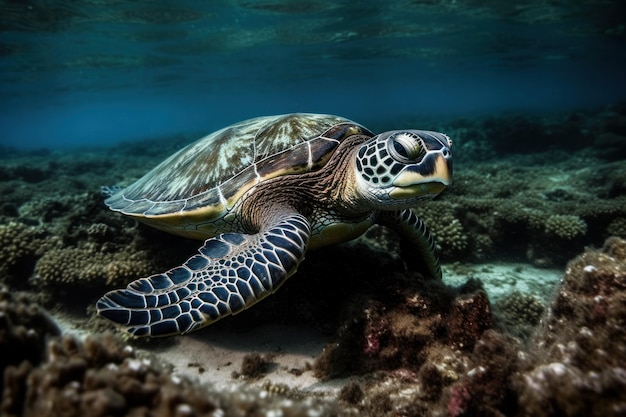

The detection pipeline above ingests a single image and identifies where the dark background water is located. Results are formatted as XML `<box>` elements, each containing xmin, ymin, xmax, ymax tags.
<box><xmin>1</xmin><ymin>0</ymin><xmax>625</xmax><ymax>149</ymax></box>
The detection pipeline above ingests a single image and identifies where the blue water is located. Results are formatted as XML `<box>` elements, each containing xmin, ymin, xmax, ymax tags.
<box><xmin>1</xmin><ymin>1</ymin><xmax>625</xmax><ymax>149</ymax></box>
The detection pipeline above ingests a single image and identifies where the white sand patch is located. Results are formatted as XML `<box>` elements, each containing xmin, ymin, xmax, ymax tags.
<box><xmin>147</xmin><ymin>324</ymin><xmax>337</xmax><ymax>393</ymax></box>
<box><xmin>442</xmin><ymin>262</ymin><xmax>562</xmax><ymax>302</ymax></box>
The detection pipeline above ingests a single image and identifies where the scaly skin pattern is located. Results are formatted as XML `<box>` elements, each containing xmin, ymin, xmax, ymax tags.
<box><xmin>96</xmin><ymin>114</ymin><xmax>452</xmax><ymax>336</ymax></box>
<box><xmin>97</xmin><ymin>211</ymin><xmax>310</xmax><ymax>336</ymax></box>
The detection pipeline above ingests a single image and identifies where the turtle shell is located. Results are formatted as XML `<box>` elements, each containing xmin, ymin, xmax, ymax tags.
<box><xmin>105</xmin><ymin>113</ymin><xmax>372</xmax><ymax>234</ymax></box>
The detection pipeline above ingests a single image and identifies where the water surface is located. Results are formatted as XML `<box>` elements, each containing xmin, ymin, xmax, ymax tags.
<box><xmin>1</xmin><ymin>0</ymin><xmax>625</xmax><ymax>149</ymax></box>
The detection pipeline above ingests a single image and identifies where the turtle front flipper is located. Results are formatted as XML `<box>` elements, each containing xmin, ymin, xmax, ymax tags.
<box><xmin>96</xmin><ymin>213</ymin><xmax>311</xmax><ymax>337</ymax></box>
<box><xmin>375</xmin><ymin>209</ymin><xmax>442</xmax><ymax>280</ymax></box>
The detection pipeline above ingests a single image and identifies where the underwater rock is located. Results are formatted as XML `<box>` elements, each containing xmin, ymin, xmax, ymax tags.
<box><xmin>234</xmin><ymin>353</ymin><xmax>275</xmax><ymax>380</ymax></box>
<box><xmin>516</xmin><ymin>236</ymin><xmax>626</xmax><ymax>417</ymax></box>
<box><xmin>313</xmin><ymin>277</ymin><xmax>493</xmax><ymax>379</ymax></box>
<box><xmin>324</xmin><ymin>237</ymin><xmax>626</xmax><ymax>416</ymax></box>
<box><xmin>1</xmin><ymin>333</ymin><xmax>215</xmax><ymax>417</ymax></box>
<box><xmin>446</xmin><ymin>290</ymin><xmax>493</xmax><ymax>351</ymax></box>
<box><xmin>441</xmin><ymin>330</ymin><xmax>522</xmax><ymax>417</ymax></box>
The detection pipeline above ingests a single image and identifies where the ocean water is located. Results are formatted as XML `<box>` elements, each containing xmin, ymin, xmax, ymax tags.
<box><xmin>1</xmin><ymin>0</ymin><xmax>625</xmax><ymax>149</ymax></box>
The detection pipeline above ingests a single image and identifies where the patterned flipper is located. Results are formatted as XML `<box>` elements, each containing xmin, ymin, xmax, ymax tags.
<box><xmin>97</xmin><ymin>213</ymin><xmax>311</xmax><ymax>336</ymax></box>
<box><xmin>376</xmin><ymin>209</ymin><xmax>442</xmax><ymax>280</ymax></box>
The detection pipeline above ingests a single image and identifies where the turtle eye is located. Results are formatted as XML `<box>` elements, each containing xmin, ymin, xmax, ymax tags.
<box><xmin>387</xmin><ymin>132</ymin><xmax>426</xmax><ymax>162</ymax></box>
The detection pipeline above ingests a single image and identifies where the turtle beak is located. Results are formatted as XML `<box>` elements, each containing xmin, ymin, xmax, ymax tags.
<box><xmin>389</xmin><ymin>152</ymin><xmax>452</xmax><ymax>199</ymax></box>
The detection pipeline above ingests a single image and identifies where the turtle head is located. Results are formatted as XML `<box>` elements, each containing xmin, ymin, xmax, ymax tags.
<box><xmin>354</xmin><ymin>130</ymin><xmax>452</xmax><ymax>207</ymax></box>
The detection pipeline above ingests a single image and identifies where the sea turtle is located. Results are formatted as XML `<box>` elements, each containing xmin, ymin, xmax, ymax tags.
<box><xmin>97</xmin><ymin>113</ymin><xmax>452</xmax><ymax>337</ymax></box>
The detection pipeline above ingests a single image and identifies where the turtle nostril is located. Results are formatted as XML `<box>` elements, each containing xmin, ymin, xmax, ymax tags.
<box><xmin>442</xmin><ymin>148</ymin><xmax>450</xmax><ymax>158</ymax></box>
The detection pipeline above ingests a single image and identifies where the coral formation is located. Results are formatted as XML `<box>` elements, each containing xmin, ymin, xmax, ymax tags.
<box><xmin>431</xmin><ymin>213</ymin><xmax>469</xmax><ymax>254</ymax></box>
<box><xmin>416</xmin><ymin>203</ymin><xmax>471</xmax><ymax>257</ymax></box>
<box><xmin>34</xmin><ymin>247</ymin><xmax>164</xmax><ymax>288</ymax></box>
<box><xmin>606</xmin><ymin>216</ymin><xmax>626</xmax><ymax>238</ymax></box>
<box><xmin>544</xmin><ymin>214</ymin><xmax>587</xmax><ymax>239</ymax></box>
<box><xmin>0</xmin><ymin>221</ymin><xmax>58</xmax><ymax>287</ymax></box>
<box><xmin>0</xmin><ymin>222</ymin><xmax>36</xmax><ymax>281</ymax></box>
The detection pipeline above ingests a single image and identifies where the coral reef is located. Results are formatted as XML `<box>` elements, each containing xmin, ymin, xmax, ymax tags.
<box><xmin>0</xmin><ymin>105</ymin><xmax>625</xmax><ymax>417</ymax></box>
<box><xmin>418</xmin><ymin>155</ymin><xmax>626</xmax><ymax>265</ymax></box>
<box><xmin>409</xmin><ymin>103</ymin><xmax>626</xmax><ymax>266</ymax></box>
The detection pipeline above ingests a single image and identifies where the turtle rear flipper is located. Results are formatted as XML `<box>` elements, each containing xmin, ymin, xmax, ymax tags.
<box><xmin>96</xmin><ymin>212</ymin><xmax>310</xmax><ymax>337</ymax></box>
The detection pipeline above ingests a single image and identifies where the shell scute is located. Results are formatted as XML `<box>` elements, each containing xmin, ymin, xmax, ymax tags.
<box><xmin>106</xmin><ymin>113</ymin><xmax>371</xmax><ymax>227</ymax></box>
<box><xmin>145</xmin><ymin>200</ymin><xmax>186</xmax><ymax>216</ymax></box>
<box><xmin>123</xmin><ymin>199</ymin><xmax>156</xmax><ymax>216</ymax></box>
<box><xmin>255</xmin><ymin>140</ymin><xmax>315</xmax><ymax>179</ymax></box>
